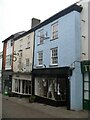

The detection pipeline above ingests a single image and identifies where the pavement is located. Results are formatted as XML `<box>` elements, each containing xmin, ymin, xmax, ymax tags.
<box><xmin>2</xmin><ymin>94</ymin><xmax>88</xmax><ymax>118</ymax></box>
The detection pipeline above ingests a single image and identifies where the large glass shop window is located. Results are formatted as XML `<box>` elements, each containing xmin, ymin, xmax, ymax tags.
<box><xmin>84</xmin><ymin>73</ymin><xmax>89</xmax><ymax>100</ymax></box>
<box><xmin>35</xmin><ymin>77</ymin><xmax>66</xmax><ymax>101</ymax></box>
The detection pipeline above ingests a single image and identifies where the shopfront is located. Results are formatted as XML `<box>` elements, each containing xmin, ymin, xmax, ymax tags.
<box><xmin>12</xmin><ymin>73</ymin><xmax>32</xmax><ymax>96</ymax></box>
<box><xmin>32</xmin><ymin>67</ymin><xmax>71</xmax><ymax>109</ymax></box>
<box><xmin>81</xmin><ymin>60</ymin><xmax>90</xmax><ymax>110</ymax></box>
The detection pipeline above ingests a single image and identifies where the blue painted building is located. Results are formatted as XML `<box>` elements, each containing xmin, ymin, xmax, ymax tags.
<box><xmin>33</xmin><ymin>4</ymin><xmax>83</xmax><ymax>110</ymax></box>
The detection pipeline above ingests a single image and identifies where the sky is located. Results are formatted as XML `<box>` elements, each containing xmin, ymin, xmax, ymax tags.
<box><xmin>0</xmin><ymin>0</ymin><xmax>79</xmax><ymax>52</ymax></box>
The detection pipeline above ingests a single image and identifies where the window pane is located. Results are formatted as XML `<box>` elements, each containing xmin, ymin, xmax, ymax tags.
<box><xmin>84</xmin><ymin>91</ymin><xmax>89</xmax><ymax>100</ymax></box>
<box><xmin>51</xmin><ymin>48</ymin><xmax>58</xmax><ymax>64</ymax></box>
<box><xmin>52</xmin><ymin>22</ymin><xmax>58</xmax><ymax>39</ymax></box>
<box><xmin>84</xmin><ymin>73</ymin><xmax>89</xmax><ymax>81</ymax></box>
<box><xmin>38</xmin><ymin>51</ymin><xmax>43</xmax><ymax>65</ymax></box>
<box><xmin>84</xmin><ymin>82</ymin><xmax>89</xmax><ymax>90</ymax></box>
<box><xmin>39</xmin><ymin>30</ymin><xmax>44</xmax><ymax>44</ymax></box>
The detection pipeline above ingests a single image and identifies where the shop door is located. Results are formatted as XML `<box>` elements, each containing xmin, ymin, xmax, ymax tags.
<box><xmin>83</xmin><ymin>73</ymin><xmax>90</xmax><ymax>110</ymax></box>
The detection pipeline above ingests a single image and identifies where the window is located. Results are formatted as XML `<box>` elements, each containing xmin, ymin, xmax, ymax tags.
<box><xmin>22</xmin><ymin>80</ymin><xmax>31</xmax><ymax>94</ymax></box>
<box><xmin>35</xmin><ymin>77</ymin><xmax>66</xmax><ymax>101</ymax></box>
<box><xmin>37</xmin><ymin>51</ymin><xmax>43</xmax><ymax>65</ymax></box>
<box><xmin>20</xmin><ymin>39</ymin><xmax>23</xmax><ymax>50</ymax></box>
<box><xmin>26</xmin><ymin>58</ymin><xmax>29</xmax><ymax>67</ymax></box>
<box><xmin>15</xmin><ymin>79</ymin><xmax>20</xmax><ymax>92</ymax></box>
<box><xmin>6</xmin><ymin>55</ymin><xmax>12</xmax><ymax>67</ymax></box>
<box><xmin>38</xmin><ymin>29</ymin><xmax>44</xmax><ymax>44</ymax></box>
<box><xmin>51</xmin><ymin>47</ymin><xmax>58</xmax><ymax>65</ymax></box>
<box><xmin>27</xmin><ymin>35</ymin><xmax>30</xmax><ymax>48</ymax></box>
<box><xmin>11</xmin><ymin>39</ymin><xmax>13</xmax><ymax>46</ymax></box>
<box><xmin>51</xmin><ymin>22</ymin><xmax>58</xmax><ymax>40</ymax></box>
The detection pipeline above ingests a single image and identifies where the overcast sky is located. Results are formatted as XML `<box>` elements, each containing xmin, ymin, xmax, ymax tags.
<box><xmin>0</xmin><ymin>0</ymin><xmax>79</xmax><ymax>52</ymax></box>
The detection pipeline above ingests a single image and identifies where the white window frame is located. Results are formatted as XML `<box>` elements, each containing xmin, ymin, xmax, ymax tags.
<box><xmin>6</xmin><ymin>55</ymin><xmax>12</xmax><ymax>68</ymax></box>
<box><xmin>51</xmin><ymin>47</ymin><xmax>58</xmax><ymax>65</ymax></box>
<box><xmin>38</xmin><ymin>29</ymin><xmax>44</xmax><ymax>45</ymax></box>
<box><xmin>26</xmin><ymin>58</ymin><xmax>29</xmax><ymax>67</ymax></box>
<box><xmin>27</xmin><ymin>35</ymin><xmax>30</xmax><ymax>48</ymax></box>
<box><xmin>37</xmin><ymin>51</ymin><xmax>43</xmax><ymax>66</ymax></box>
<box><xmin>51</xmin><ymin>22</ymin><xmax>58</xmax><ymax>40</ymax></box>
<box><xmin>20</xmin><ymin>39</ymin><xmax>23</xmax><ymax>50</ymax></box>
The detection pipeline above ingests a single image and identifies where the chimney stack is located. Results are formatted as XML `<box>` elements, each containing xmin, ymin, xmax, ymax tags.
<box><xmin>31</xmin><ymin>18</ymin><xmax>41</xmax><ymax>28</ymax></box>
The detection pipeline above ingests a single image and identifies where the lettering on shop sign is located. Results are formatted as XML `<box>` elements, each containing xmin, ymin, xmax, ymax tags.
<box><xmin>81</xmin><ymin>61</ymin><xmax>90</xmax><ymax>73</ymax></box>
<box><xmin>84</xmin><ymin>65</ymin><xmax>90</xmax><ymax>72</ymax></box>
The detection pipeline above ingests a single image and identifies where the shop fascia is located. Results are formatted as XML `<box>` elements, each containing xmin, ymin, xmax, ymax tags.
<box><xmin>81</xmin><ymin>60</ymin><xmax>90</xmax><ymax>73</ymax></box>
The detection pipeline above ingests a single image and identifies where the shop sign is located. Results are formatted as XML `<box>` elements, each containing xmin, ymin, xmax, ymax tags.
<box><xmin>81</xmin><ymin>60</ymin><xmax>90</xmax><ymax>73</ymax></box>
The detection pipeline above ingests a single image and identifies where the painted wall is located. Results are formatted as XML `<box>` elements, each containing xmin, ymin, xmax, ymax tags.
<box><xmin>34</xmin><ymin>11</ymin><xmax>82</xmax><ymax>110</ymax></box>
<box><xmin>88</xmin><ymin>1</ymin><xmax>90</xmax><ymax>60</ymax></box>
<box><xmin>34</xmin><ymin>11</ymin><xmax>81</xmax><ymax>68</ymax></box>
<box><xmin>13</xmin><ymin>32</ymin><xmax>34</xmax><ymax>73</ymax></box>
<box><xmin>77</xmin><ymin>0</ymin><xmax>90</xmax><ymax>60</ymax></box>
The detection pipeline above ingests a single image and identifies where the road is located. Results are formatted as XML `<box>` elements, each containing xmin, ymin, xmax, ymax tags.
<box><xmin>2</xmin><ymin>96</ymin><xmax>54</xmax><ymax>118</ymax></box>
<box><xmin>2</xmin><ymin>95</ymin><xmax>88</xmax><ymax>119</ymax></box>
<box><xmin>0</xmin><ymin>93</ymin><xmax>2</xmax><ymax>120</ymax></box>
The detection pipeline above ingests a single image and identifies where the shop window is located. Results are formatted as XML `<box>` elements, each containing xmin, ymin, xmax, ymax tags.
<box><xmin>22</xmin><ymin>80</ymin><xmax>31</xmax><ymax>94</ymax></box>
<box><xmin>35</xmin><ymin>77</ymin><xmax>66</xmax><ymax>101</ymax></box>
<box><xmin>15</xmin><ymin>79</ymin><xmax>20</xmax><ymax>92</ymax></box>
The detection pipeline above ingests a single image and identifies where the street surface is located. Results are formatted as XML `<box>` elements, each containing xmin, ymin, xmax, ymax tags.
<box><xmin>2</xmin><ymin>97</ymin><xmax>53</xmax><ymax>118</ymax></box>
<box><xmin>2</xmin><ymin>95</ymin><xmax>88</xmax><ymax>119</ymax></box>
<box><xmin>0</xmin><ymin>93</ymin><xmax>2</xmax><ymax>120</ymax></box>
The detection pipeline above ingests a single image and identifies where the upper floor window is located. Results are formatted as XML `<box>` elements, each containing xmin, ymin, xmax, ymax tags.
<box><xmin>26</xmin><ymin>58</ymin><xmax>29</xmax><ymax>67</ymax></box>
<box><xmin>51</xmin><ymin>22</ymin><xmax>58</xmax><ymax>40</ymax></box>
<box><xmin>37</xmin><ymin>51</ymin><xmax>43</xmax><ymax>65</ymax></box>
<box><xmin>38</xmin><ymin>29</ymin><xmax>44</xmax><ymax>45</ymax></box>
<box><xmin>20</xmin><ymin>39</ymin><xmax>23</xmax><ymax>50</ymax></box>
<box><xmin>51</xmin><ymin>47</ymin><xmax>58</xmax><ymax>65</ymax></box>
<box><xmin>11</xmin><ymin>39</ymin><xmax>13</xmax><ymax>46</ymax></box>
<box><xmin>6</xmin><ymin>55</ymin><xmax>12</xmax><ymax>68</ymax></box>
<box><xmin>26</xmin><ymin>35</ymin><xmax>30</xmax><ymax>48</ymax></box>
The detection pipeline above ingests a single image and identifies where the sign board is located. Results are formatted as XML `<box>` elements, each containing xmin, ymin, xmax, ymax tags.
<box><xmin>81</xmin><ymin>60</ymin><xmax>90</xmax><ymax>73</ymax></box>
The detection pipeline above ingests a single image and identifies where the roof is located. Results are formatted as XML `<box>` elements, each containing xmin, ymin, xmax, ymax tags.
<box><xmin>2</xmin><ymin>31</ymin><xmax>26</xmax><ymax>42</ymax></box>
<box><xmin>4</xmin><ymin>4</ymin><xmax>83</xmax><ymax>41</ymax></box>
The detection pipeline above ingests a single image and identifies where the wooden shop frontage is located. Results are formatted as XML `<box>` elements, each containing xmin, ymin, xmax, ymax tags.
<box><xmin>81</xmin><ymin>60</ymin><xmax>90</xmax><ymax>110</ymax></box>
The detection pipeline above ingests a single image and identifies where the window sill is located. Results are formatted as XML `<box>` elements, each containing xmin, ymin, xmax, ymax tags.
<box><xmin>50</xmin><ymin>37</ymin><xmax>58</xmax><ymax>41</ymax></box>
<box><xmin>36</xmin><ymin>65</ymin><xmax>43</xmax><ymax>68</ymax></box>
<box><xmin>26</xmin><ymin>47</ymin><xmax>30</xmax><ymax>49</ymax></box>
<box><xmin>49</xmin><ymin>64</ymin><xmax>58</xmax><ymax>67</ymax></box>
<box><xmin>37</xmin><ymin>43</ymin><xmax>44</xmax><ymax>46</ymax></box>
<box><xmin>18</xmin><ymin>49</ymin><xmax>22</xmax><ymax>52</ymax></box>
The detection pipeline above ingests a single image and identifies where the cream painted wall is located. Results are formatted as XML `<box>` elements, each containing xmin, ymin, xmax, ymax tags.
<box><xmin>77</xmin><ymin>0</ymin><xmax>90</xmax><ymax>60</ymax></box>
<box><xmin>13</xmin><ymin>32</ymin><xmax>34</xmax><ymax>73</ymax></box>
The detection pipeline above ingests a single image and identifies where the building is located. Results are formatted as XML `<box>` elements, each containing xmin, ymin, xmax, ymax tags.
<box><xmin>2</xmin><ymin>31</ymin><xmax>25</xmax><ymax>95</ymax></box>
<box><xmin>0</xmin><ymin>52</ymin><xmax>2</xmax><ymax>92</ymax></box>
<box><xmin>12</xmin><ymin>31</ymin><xmax>34</xmax><ymax>96</ymax></box>
<box><xmin>12</xmin><ymin>18</ymin><xmax>40</xmax><ymax>96</ymax></box>
<box><xmin>33</xmin><ymin>4</ymin><xmax>82</xmax><ymax>110</ymax></box>
<box><xmin>77</xmin><ymin>0</ymin><xmax>90</xmax><ymax>110</ymax></box>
